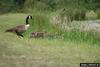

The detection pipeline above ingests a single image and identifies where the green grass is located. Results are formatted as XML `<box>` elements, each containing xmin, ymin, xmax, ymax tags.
<box><xmin>21</xmin><ymin>11</ymin><xmax>60</xmax><ymax>38</ymax></box>
<box><xmin>63</xmin><ymin>31</ymin><xmax>100</xmax><ymax>45</ymax></box>
<box><xmin>0</xmin><ymin>13</ymin><xmax>100</xmax><ymax>67</ymax></box>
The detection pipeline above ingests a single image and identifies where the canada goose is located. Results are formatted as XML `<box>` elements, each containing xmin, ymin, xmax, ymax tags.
<box><xmin>6</xmin><ymin>15</ymin><xmax>32</xmax><ymax>37</ymax></box>
<box><xmin>30</xmin><ymin>32</ymin><xmax>45</xmax><ymax>38</ymax></box>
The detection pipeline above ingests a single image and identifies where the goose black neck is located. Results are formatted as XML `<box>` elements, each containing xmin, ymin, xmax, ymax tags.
<box><xmin>26</xmin><ymin>17</ymin><xmax>29</xmax><ymax>24</ymax></box>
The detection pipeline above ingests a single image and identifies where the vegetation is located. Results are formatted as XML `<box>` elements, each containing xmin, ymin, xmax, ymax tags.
<box><xmin>0</xmin><ymin>0</ymin><xmax>100</xmax><ymax>12</ymax></box>
<box><xmin>0</xmin><ymin>0</ymin><xmax>100</xmax><ymax>67</ymax></box>
<box><xmin>0</xmin><ymin>14</ymin><xmax>100</xmax><ymax>67</ymax></box>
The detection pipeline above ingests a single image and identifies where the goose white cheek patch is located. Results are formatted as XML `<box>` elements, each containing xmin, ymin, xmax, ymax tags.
<box><xmin>29</xmin><ymin>16</ymin><xmax>31</xmax><ymax>19</ymax></box>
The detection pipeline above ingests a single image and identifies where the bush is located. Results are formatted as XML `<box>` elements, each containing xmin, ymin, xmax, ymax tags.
<box><xmin>85</xmin><ymin>10</ymin><xmax>98</xmax><ymax>20</ymax></box>
<box><xmin>96</xmin><ymin>9</ymin><xmax>100</xmax><ymax>19</ymax></box>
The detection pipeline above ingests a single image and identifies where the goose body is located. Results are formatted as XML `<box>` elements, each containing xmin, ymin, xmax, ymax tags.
<box><xmin>6</xmin><ymin>15</ymin><xmax>32</xmax><ymax>37</ymax></box>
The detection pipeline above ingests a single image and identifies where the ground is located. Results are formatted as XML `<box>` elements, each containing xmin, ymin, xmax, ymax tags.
<box><xmin>0</xmin><ymin>13</ymin><xmax>100</xmax><ymax>67</ymax></box>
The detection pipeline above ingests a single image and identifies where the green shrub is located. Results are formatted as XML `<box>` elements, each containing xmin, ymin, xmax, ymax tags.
<box><xmin>85</xmin><ymin>10</ymin><xmax>98</xmax><ymax>20</ymax></box>
<box><xmin>96</xmin><ymin>9</ymin><xmax>100</xmax><ymax>19</ymax></box>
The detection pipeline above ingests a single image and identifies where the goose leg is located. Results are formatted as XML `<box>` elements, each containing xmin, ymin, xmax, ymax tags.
<box><xmin>15</xmin><ymin>31</ymin><xmax>24</xmax><ymax>37</ymax></box>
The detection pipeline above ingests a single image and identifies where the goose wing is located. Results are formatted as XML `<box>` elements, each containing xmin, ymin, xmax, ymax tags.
<box><xmin>15</xmin><ymin>25</ymin><xmax>26</xmax><ymax>33</ymax></box>
<box><xmin>6</xmin><ymin>25</ymin><xmax>26</xmax><ymax>33</ymax></box>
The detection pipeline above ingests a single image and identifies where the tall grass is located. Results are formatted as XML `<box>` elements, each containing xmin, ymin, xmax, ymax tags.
<box><xmin>23</xmin><ymin>11</ymin><xmax>100</xmax><ymax>45</ymax></box>
<box><xmin>24</xmin><ymin>11</ymin><xmax>63</xmax><ymax>37</ymax></box>
<box><xmin>63</xmin><ymin>30</ymin><xmax>100</xmax><ymax>45</ymax></box>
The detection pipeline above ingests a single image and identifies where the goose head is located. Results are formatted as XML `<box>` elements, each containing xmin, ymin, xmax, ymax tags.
<box><xmin>28</xmin><ymin>15</ymin><xmax>32</xmax><ymax>19</ymax></box>
<box><xmin>26</xmin><ymin>15</ymin><xmax>32</xmax><ymax>24</ymax></box>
